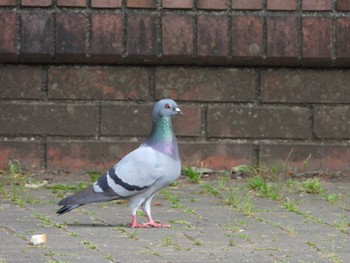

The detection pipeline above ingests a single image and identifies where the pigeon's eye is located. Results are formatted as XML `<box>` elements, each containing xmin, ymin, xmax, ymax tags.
<box><xmin>165</xmin><ymin>104</ymin><xmax>171</xmax><ymax>109</ymax></box>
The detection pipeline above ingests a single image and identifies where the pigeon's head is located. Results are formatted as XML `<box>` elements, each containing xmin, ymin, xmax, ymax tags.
<box><xmin>152</xmin><ymin>99</ymin><xmax>183</xmax><ymax>121</ymax></box>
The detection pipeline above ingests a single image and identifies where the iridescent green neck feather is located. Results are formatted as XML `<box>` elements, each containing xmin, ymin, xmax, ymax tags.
<box><xmin>143</xmin><ymin>116</ymin><xmax>179</xmax><ymax>159</ymax></box>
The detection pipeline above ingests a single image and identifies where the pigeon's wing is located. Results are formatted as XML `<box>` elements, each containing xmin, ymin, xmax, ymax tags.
<box><xmin>57</xmin><ymin>185</ymin><xmax>118</xmax><ymax>214</ymax></box>
<box><xmin>105</xmin><ymin>146</ymin><xmax>166</xmax><ymax>197</ymax></box>
<box><xmin>57</xmin><ymin>146</ymin><xmax>165</xmax><ymax>213</ymax></box>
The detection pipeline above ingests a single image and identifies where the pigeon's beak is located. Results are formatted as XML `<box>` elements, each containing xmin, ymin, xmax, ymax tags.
<box><xmin>175</xmin><ymin>107</ymin><xmax>183</xmax><ymax>116</ymax></box>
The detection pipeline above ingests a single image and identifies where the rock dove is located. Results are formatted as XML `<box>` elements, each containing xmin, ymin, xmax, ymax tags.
<box><xmin>57</xmin><ymin>99</ymin><xmax>183</xmax><ymax>228</ymax></box>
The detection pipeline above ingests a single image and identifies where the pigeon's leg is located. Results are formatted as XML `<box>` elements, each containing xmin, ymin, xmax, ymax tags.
<box><xmin>129</xmin><ymin>198</ymin><xmax>149</xmax><ymax>228</ymax></box>
<box><xmin>142</xmin><ymin>195</ymin><xmax>170</xmax><ymax>228</ymax></box>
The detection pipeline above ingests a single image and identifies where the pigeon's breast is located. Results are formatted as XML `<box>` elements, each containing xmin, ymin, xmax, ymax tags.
<box><xmin>153</xmin><ymin>150</ymin><xmax>181</xmax><ymax>187</ymax></box>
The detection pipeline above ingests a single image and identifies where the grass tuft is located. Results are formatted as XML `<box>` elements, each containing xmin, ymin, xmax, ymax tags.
<box><xmin>246</xmin><ymin>176</ymin><xmax>282</xmax><ymax>201</ymax></box>
<box><xmin>301</xmin><ymin>178</ymin><xmax>324</xmax><ymax>194</ymax></box>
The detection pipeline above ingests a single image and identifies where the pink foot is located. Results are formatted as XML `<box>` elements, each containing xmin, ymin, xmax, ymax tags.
<box><xmin>129</xmin><ymin>215</ymin><xmax>170</xmax><ymax>228</ymax></box>
<box><xmin>129</xmin><ymin>222</ymin><xmax>151</xmax><ymax>228</ymax></box>
<box><xmin>143</xmin><ymin>221</ymin><xmax>171</xmax><ymax>228</ymax></box>
<box><xmin>129</xmin><ymin>221</ymin><xmax>171</xmax><ymax>228</ymax></box>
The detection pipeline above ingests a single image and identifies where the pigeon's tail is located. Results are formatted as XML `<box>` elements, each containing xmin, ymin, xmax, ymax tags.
<box><xmin>57</xmin><ymin>185</ymin><xmax>121</xmax><ymax>215</ymax></box>
<box><xmin>57</xmin><ymin>204</ymin><xmax>82</xmax><ymax>215</ymax></box>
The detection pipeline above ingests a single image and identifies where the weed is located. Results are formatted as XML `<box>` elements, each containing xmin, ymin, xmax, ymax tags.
<box><xmin>127</xmin><ymin>231</ymin><xmax>138</xmax><ymax>240</ymax></box>
<box><xmin>232</xmin><ymin>164</ymin><xmax>279</xmax><ymax>178</ymax></box>
<box><xmin>104</xmin><ymin>253</ymin><xmax>114</xmax><ymax>261</ymax></box>
<box><xmin>34</xmin><ymin>213</ymin><xmax>53</xmax><ymax>227</ymax></box>
<box><xmin>226</xmin><ymin>189</ymin><xmax>254</xmax><ymax>216</ymax></box>
<box><xmin>183</xmin><ymin>167</ymin><xmax>202</xmax><ymax>183</ymax></box>
<box><xmin>0</xmin><ymin>160</ymin><xmax>30</xmax><ymax>202</ymax></box>
<box><xmin>219</xmin><ymin>173</ymin><xmax>230</xmax><ymax>189</ymax></box>
<box><xmin>53</xmin><ymin>222</ymin><xmax>65</xmax><ymax>229</ymax></box>
<box><xmin>88</xmin><ymin>171</ymin><xmax>101</xmax><ymax>184</ymax></box>
<box><xmin>183</xmin><ymin>208</ymin><xmax>196</xmax><ymax>214</ymax></box>
<box><xmin>326</xmin><ymin>253</ymin><xmax>342</xmax><ymax>263</ymax></box>
<box><xmin>246</xmin><ymin>176</ymin><xmax>282</xmax><ymax>200</ymax></box>
<box><xmin>136</xmin><ymin>210</ymin><xmax>145</xmax><ymax>217</ymax></box>
<box><xmin>142</xmin><ymin>247</ymin><xmax>160</xmax><ymax>256</ymax></box>
<box><xmin>200</xmin><ymin>183</ymin><xmax>219</xmax><ymax>196</ymax></box>
<box><xmin>159</xmin><ymin>189</ymin><xmax>185</xmax><ymax>208</ymax></box>
<box><xmin>255</xmin><ymin>217</ymin><xmax>269</xmax><ymax>224</ymax></box>
<box><xmin>275</xmin><ymin>223</ymin><xmax>296</xmax><ymax>236</ymax></box>
<box><xmin>161</xmin><ymin>236</ymin><xmax>173</xmax><ymax>247</ymax></box>
<box><xmin>224</xmin><ymin>222</ymin><xmax>246</xmax><ymax>233</ymax></box>
<box><xmin>80</xmin><ymin>240</ymin><xmax>97</xmax><ymax>250</ymax></box>
<box><xmin>301</xmin><ymin>178</ymin><xmax>324</xmax><ymax>194</ymax></box>
<box><xmin>237</xmin><ymin>233</ymin><xmax>250</xmax><ymax>240</ymax></box>
<box><xmin>232</xmin><ymin>164</ymin><xmax>256</xmax><ymax>176</ymax></box>
<box><xmin>45</xmin><ymin>251</ymin><xmax>55</xmax><ymax>257</ymax></box>
<box><xmin>333</xmin><ymin>214</ymin><xmax>349</xmax><ymax>233</ymax></box>
<box><xmin>189</xmin><ymin>197</ymin><xmax>197</xmax><ymax>202</ymax></box>
<box><xmin>286</xmin><ymin>179</ymin><xmax>297</xmax><ymax>188</ymax></box>
<box><xmin>169</xmin><ymin>219</ymin><xmax>191</xmax><ymax>225</ymax></box>
<box><xmin>325</xmin><ymin>193</ymin><xmax>338</xmax><ymax>204</ymax></box>
<box><xmin>194</xmin><ymin>239</ymin><xmax>203</xmax><ymax>246</ymax></box>
<box><xmin>67</xmin><ymin>231</ymin><xmax>78</xmax><ymax>237</ymax></box>
<box><xmin>282</xmin><ymin>198</ymin><xmax>298</xmax><ymax>213</ymax></box>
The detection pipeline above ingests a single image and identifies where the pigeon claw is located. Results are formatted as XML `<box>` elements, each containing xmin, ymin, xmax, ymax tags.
<box><xmin>129</xmin><ymin>219</ymin><xmax>171</xmax><ymax>228</ymax></box>
<box><xmin>143</xmin><ymin>221</ymin><xmax>171</xmax><ymax>228</ymax></box>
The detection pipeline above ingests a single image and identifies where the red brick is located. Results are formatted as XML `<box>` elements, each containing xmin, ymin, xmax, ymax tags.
<box><xmin>0</xmin><ymin>0</ymin><xmax>16</xmax><ymax>6</ymax></box>
<box><xmin>127</xmin><ymin>0</ymin><xmax>157</xmax><ymax>8</ymax></box>
<box><xmin>47</xmin><ymin>141</ymin><xmax>139</xmax><ymax>170</ymax></box>
<box><xmin>0</xmin><ymin>12</ymin><xmax>17</xmax><ymax>62</ymax></box>
<box><xmin>0</xmin><ymin>103</ymin><xmax>98</xmax><ymax>136</ymax></box>
<box><xmin>302</xmin><ymin>0</ymin><xmax>332</xmax><ymax>10</ymax></box>
<box><xmin>91</xmin><ymin>0</ymin><xmax>122</xmax><ymax>8</ymax></box>
<box><xmin>337</xmin><ymin>18</ymin><xmax>350</xmax><ymax>66</ymax></box>
<box><xmin>267</xmin><ymin>16</ymin><xmax>297</xmax><ymax>65</ymax></box>
<box><xmin>126</xmin><ymin>13</ymin><xmax>157</xmax><ymax>63</ymax></box>
<box><xmin>232</xmin><ymin>16</ymin><xmax>263</xmax><ymax>64</ymax></box>
<box><xmin>197</xmin><ymin>15</ymin><xmax>228</xmax><ymax>64</ymax></box>
<box><xmin>101</xmin><ymin>104</ymin><xmax>201</xmax><ymax>137</ymax></box>
<box><xmin>57</xmin><ymin>0</ymin><xmax>86</xmax><ymax>6</ymax></box>
<box><xmin>173</xmin><ymin>105</ymin><xmax>201</xmax><ymax>137</ymax></box>
<box><xmin>207</xmin><ymin>105</ymin><xmax>311</xmax><ymax>139</ymax></box>
<box><xmin>162</xmin><ymin>0</ymin><xmax>192</xmax><ymax>9</ymax></box>
<box><xmin>0</xmin><ymin>66</ymin><xmax>42</xmax><ymax>99</ymax></box>
<box><xmin>197</xmin><ymin>0</ymin><xmax>227</xmax><ymax>10</ymax></box>
<box><xmin>261</xmin><ymin>69</ymin><xmax>350</xmax><ymax>103</ymax></box>
<box><xmin>337</xmin><ymin>0</ymin><xmax>350</xmax><ymax>10</ymax></box>
<box><xmin>47</xmin><ymin>141</ymin><xmax>252</xmax><ymax>171</ymax></box>
<box><xmin>91</xmin><ymin>13</ymin><xmax>123</xmax><ymax>63</ymax></box>
<box><xmin>267</xmin><ymin>0</ymin><xmax>296</xmax><ymax>10</ymax></box>
<box><xmin>162</xmin><ymin>14</ymin><xmax>193</xmax><ymax>63</ymax></box>
<box><xmin>302</xmin><ymin>17</ymin><xmax>332</xmax><ymax>66</ymax></box>
<box><xmin>20</xmin><ymin>13</ymin><xmax>52</xmax><ymax>62</ymax></box>
<box><xmin>56</xmin><ymin>12</ymin><xmax>87</xmax><ymax>62</ymax></box>
<box><xmin>101</xmin><ymin>104</ymin><xmax>151</xmax><ymax>136</ymax></box>
<box><xmin>21</xmin><ymin>0</ymin><xmax>52</xmax><ymax>6</ymax></box>
<box><xmin>0</xmin><ymin>141</ymin><xmax>41</xmax><ymax>170</ymax></box>
<box><xmin>155</xmin><ymin>68</ymin><xmax>256</xmax><ymax>102</ymax></box>
<box><xmin>179</xmin><ymin>142</ymin><xmax>253</xmax><ymax>170</ymax></box>
<box><xmin>260</xmin><ymin>144</ymin><xmax>350</xmax><ymax>171</ymax></box>
<box><xmin>314</xmin><ymin>106</ymin><xmax>350</xmax><ymax>139</ymax></box>
<box><xmin>48</xmin><ymin>66</ymin><xmax>149</xmax><ymax>100</ymax></box>
<box><xmin>232</xmin><ymin>0</ymin><xmax>262</xmax><ymax>10</ymax></box>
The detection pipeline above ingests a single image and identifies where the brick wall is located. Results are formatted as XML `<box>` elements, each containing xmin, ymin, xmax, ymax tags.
<box><xmin>0</xmin><ymin>0</ymin><xmax>349</xmax><ymax>173</ymax></box>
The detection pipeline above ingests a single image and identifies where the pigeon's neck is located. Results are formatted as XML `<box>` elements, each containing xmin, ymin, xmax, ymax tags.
<box><xmin>144</xmin><ymin>117</ymin><xmax>179</xmax><ymax>159</ymax></box>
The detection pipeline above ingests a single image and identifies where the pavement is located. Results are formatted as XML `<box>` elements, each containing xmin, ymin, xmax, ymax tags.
<box><xmin>0</xmin><ymin>174</ymin><xmax>349</xmax><ymax>263</ymax></box>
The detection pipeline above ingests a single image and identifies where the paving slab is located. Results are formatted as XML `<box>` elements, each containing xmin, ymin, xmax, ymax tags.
<box><xmin>0</xmin><ymin>177</ymin><xmax>349</xmax><ymax>263</ymax></box>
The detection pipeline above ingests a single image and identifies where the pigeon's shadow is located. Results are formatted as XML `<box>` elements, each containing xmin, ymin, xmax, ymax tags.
<box><xmin>66</xmin><ymin>223</ymin><xmax>128</xmax><ymax>228</ymax></box>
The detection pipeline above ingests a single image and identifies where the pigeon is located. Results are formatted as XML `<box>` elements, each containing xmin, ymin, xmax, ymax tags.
<box><xmin>57</xmin><ymin>99</ymin><xmax>183</xmax><ymax>228</ymax></box>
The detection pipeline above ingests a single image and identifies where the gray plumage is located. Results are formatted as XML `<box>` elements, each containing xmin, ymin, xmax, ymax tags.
<box><xmin>57</xmin><ymin>99</ymin><xmax>182</xmax><ymax>228</ymax></box>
